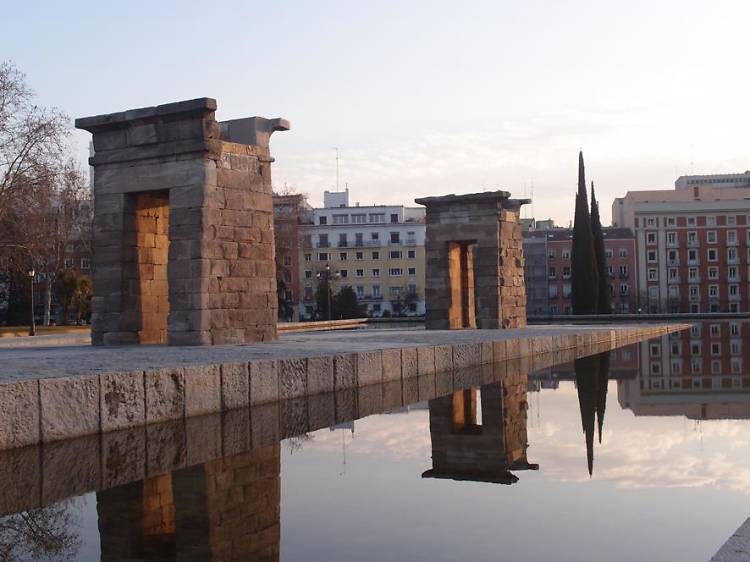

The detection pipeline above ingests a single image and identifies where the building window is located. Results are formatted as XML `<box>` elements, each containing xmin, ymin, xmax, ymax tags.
<box><xmin>708</xmin><ymin>266</ymin><xmax>718</xmax><ymax>280</ymax></box>
<box><xmin>728</xmin><ymin>266</ymin><xmax>738</xmax><ymax>281</ymax></box>
<box><xmin>338</xmin><ymin>234</ymin><xmax>348</xmax><ymax>247</ymax></box>
<box><xmin>647</xmin><ymin>232</ymin><xmax>656</xmax><ymax>245</ymax></box>
<box><xmin>407</xmin><ymin>249</ymin><xmax>416</xmax><ymax>259</ymax></box>
<box><xmin>687</xmin><ymin>216</ymin><xmax>696</xmax><ymax>226</ymax></box>
<box><xmin>668</xmin><ymin>268</ymin><xmax>678</xmax><ymax>281</ymax></box>
<box><xmin>80</xmin><ymin>258</ymin><xmax>90</xmax><ymax>270</ymax></box>
<box><xmin>728</xmin><ymin>247</ymin><xmax>738</xmax><ymax>263</ymax></box>
<box><xmin>728</xmin><ymin>215</ymin><xmax>737</xmax><ymax>226</ymax></box>
<box><xmin>687</xmin><ymin>231</ymin><xmax>698</xmax><ymax>246</ymax></box>
<box><xmin>707</xmin><ymin>230</ymin><xmax>717</xmax><ymax>244</ymax></box>
<box><xmin>355</xmin><ymin>251</ymin><xmax>364</xmax><ymax>260</ymax></box>
<box><xmin>707</xmin><ymin>248</ymin><xmax>718</xmax><ymax>262</ymax></box>
<box><xmin>390</xmin><ymin>250</ymin><xmax>402</xmax><ymax>259</ymax></box>
<box><xmin>619</xmin><ymin>247</ymin><xmax>628</xmax><ymax>257</ymax></box>
<box><xmin>371</xmin><ymin>232</ymin><xmax>380</xmax><ymax>243</ymax></box>
<box><xmin>707</xmin><ymin>215</ymin><xmax>716</xmax><ymax>226</ymax></box>
<box><xmin>648</xmin><ymin>268</ymin><xmax>658</xmax><ymax>281</ymax></box>
<box><xmin>318</xmin><ymin>234</ymin><xmax>329</xmax><ymax>248</ymax></box>
<box><xmin>728</xmin><ymin>230</ymin><xmax>738</xmax><ymax>245</ymax></box>
<box><xmin>356</xmin><ymin>285</ymin><xmax>364</xmax><ymax>298</ymax></box>
<box><xmin>711</xmin><ymin>342</ymin><xmax>721</xmax><ymax>356</ymax></box>
<box><xmin>667</xmin><ymin>231</ymin><xmax>677</xmax><ymax>245</ymax></box>
<box><xmin>333</xmin><ymin>214</ymin><xmax>349</xmax><ymax>225</ymax></box>
<box><xmin>548</xmin><ymin>249</ymin><xmax>556</xmax><ymax>259</ymax></box>
<box><xmin>339</xmin><ymin>269</ymin><xmax>348</xmax><ymax>278</ymax></box>
<box><xmin>319</xmin><ymin>216</ymin><xmax>327</xmax><ymax>225</ymax></box>
<box><xmin>355</xmin><ymin>269</ymin><xmax>364</xmax><ymax>277</ymax></box>
<box><xmin>691</xmin><ymin>342</ymin><xmax>701</xmax><ymax>356</ymax></box>
<box><xmin>390</xmin><ymin>232</ymin><xmax>400</xmax><ymax>244</ymax></box>
<box><xmin>408</xmin><ymin>267</ymin><xmax>416</xmax><ymax>276</ymax></box>
<box><xmin>389</xmin><ymin>286</ymin><xmax>401</xmax><ymax>297</ymax></box>
<box><xmin>620</xmin><ymin>284</ymin><xmax>629</xmax><ymax>296</ymax></box>
<box><xmin>729</xmin><ymin>284</ymin><xmax>739</xmax><ymax>297</ymax></box>
<box><xmin>549</xmin><ymin>285</ymin><xmax>558</xmax><ymax>298</ymax></box>
<box><xmin>339</xmin><ymin>252</ymin><xmax>348</xmax><ymax>261</ymax></box>
<box><xmin>619</xmin><ymin>265</ymin><xmax>628</xmax><ymax>277</ymax></box>
<box><xmin>372</xmin><ymin>251</ymin><xmax>380</xmax><ymax>259</ymax></box>
<box><xmin>731</xmin><ymin>323</ymin><xmax>741</xmax><ymax>337</ymax></box>
<box><xmin>352</xmin><ymin>214</ymin><xmax>366</xmax><ymax>224</ymax></box>
<box><xmin>709</xmin><ymin>285</ymin><xmax>719</xmax><ymax>298</ymax></box>
<box><xmin>389</xmin><ymin>268</ymin><xmax>402</xmax><ymax>276</ymax></box>
<box><xmin>688</xmin><ymin>268</ymin><xmax>699</xmax><ymax>282</ymax></box>
<box><xmin>561</xmin><ymin>249</ymin><xmax>570</xmax><ymax>259</ymax></box>
<box><xmin>373</xmin><ymin>285</ymin><xmax>381</xmax><ymax>298</ymax></box>
<box><xmin>562</xmin><ymin>283</ymin><xmax>571</xmax><ymax>298</ymax></box>
<box><xmin>605</xmin><ymin>248</ymin><xmax>613</xmax><ymax>259</ymax></box>
<box><xmin>666</xmin><ymin>217</ymin><xmax>676</xmax><ymax>226</ymax></box>
<box><xmin>372</xmin><ymin>303</ymin><xmax>381</xmax><ymax>312</ymax></box>
<box><xmin>372</xmin><ymin>268</ymin><xmax>380</xmax><ymax>277</ymax></box>
<box><xmin>710</xmin><ymin>324</ymin><xmax>720</xmax><ymax>337</ymax></box>
<box><xmin>369</xmin><ymin>213</ymin><xmax>385</xmax><ymax>223</ymax></box>
<box><xmin>646</xmin><ymin>217</ymin><xmax>656</xmax><ymax>227</ymax></box>
<box><xmin>318</xmin><ymin>253</ymin><xmax>329</xmax><ymax>261</ymax></box>
<box><xmin>563</xmin><ymin>266</ymin><xmax>571</xmax><ymax>279</ymax></box>
<box><xmin>647</xmin><ymin>250</ymin><xmax>657</xmax><ymax>262</ymax></box>
<box><xmin>304</xmin><ymin>253</ymin><xmax>312</xmax><ymax>262</ymax></box>
<box><xmin>390</xmin><ymin>213</ymin><xmax>399</xmax><ymax>223</ymax></box>
<box><xmin>304</xmin><ymin>270</ymin><xmax>312</xmax><ymax>279</ymax></box>
<box><xmin>688</xmin><ymin>249</ymin><xmax>698</xmax><ymax>264</ymax></box>
<box><xmin>548</xmin><ymin>267</ymin><xmax>556</xmax><ymax>279</ymax></box>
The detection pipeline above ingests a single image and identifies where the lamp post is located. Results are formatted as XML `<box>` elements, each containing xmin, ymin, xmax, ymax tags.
<box><xmin>316</xmin><ymin>264</ymin><xmax>340</xmax><ymax>321</ymax></box>
<box><xmin>28</xmin><ymin>269</ymin><xmax>36</xmax><ymax>336</ymax></box>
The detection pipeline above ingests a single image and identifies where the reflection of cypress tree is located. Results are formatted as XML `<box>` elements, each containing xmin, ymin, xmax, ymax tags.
<box><xmin>574</xmin><ymin>355</ymin><xmax>598</xmax><ymax>476</ymax></box>
<box><xmin>595</xmin><ymin>352</ymin><xmax>610</xmax><ymax>444</ymax></box>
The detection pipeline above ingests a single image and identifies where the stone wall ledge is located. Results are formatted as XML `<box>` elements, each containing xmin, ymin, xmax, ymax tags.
<box><xmin>0</xmin><ymin>323</ymin><xmax>691</xmax><ymax>451</ymax></box>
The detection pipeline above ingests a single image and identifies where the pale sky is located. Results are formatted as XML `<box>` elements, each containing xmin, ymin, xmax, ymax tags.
<box><xmin>4</xmin><ymin>0</ymin><xmax>749</xmax><ymax>225</ymax></box>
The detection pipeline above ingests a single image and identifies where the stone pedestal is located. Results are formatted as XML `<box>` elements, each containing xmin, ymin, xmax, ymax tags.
<box><xmin>415</xmin><ymin>191</ymin><xmax>529</xmax><ymax>330</ymax></box>
<box><xmin>76</xmin><ymin>98</ymin><xmax>289</xmax><ymax>345</ymax></box>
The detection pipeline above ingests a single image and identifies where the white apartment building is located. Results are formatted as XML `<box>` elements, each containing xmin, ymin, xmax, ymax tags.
<box><xmin>298</xmin><ymin>189</ymin><xmax>426</xmax><ymax>319</ymax></box>
<box><xmin>675</xmin><ymin>171</ymin><xmax>750</xmax><ymax>190</ymax></box>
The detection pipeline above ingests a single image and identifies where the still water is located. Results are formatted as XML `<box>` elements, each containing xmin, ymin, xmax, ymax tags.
<box><xmin>1</xmin><ymin>321</ymin><xmax>749</xmax><ymax>561</ymax></box>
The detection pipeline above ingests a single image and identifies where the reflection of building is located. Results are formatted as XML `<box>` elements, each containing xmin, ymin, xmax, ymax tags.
<box><xmin>97</xmin><ymin>445</ymin><xmax>280</xmax><ymax>561</ymax></box>
<box><xmin>298</xmin><ymin>189</ymin><xmax>426</xmax><ymax>319</ymax></box>
<box><xmin>618</xmin><ymin>320</ymin><xmax>750</xmax><ymax>420</ymax></box>
<box><xmin>422</xmin><ymin>381</ymin><xmax>538</xmax><ymax>485</ymax></box>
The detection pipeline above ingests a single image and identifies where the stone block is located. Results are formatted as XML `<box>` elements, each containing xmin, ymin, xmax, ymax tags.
<box><xmin>146</xmin><ymin>420</ymin><xmax>187</xmax><ymax>476</ymax></box>
<box><xmin>307</xmin><ymin>355</ymin><xmax>334</xmax><ymax>395</ymax></box>
<box><xmin>278</xmin><ymin>358</ymin><xmax>307</xmax><ymax>400</ymax></box>
<box><xmin>42</xmin><ymin>434</ymin><xmax>101</xmax><ymax>506</ymax></box>
<box><xmin>102</xmin><ymin>426</ymin><xmax>146</xmax><ymax>489</ymax></box>
<box><xmin>186</xmin><ymin>414</ymin><xmax>221</xmax><ymax>466</ymax></box>
<box><xmin>308</xmin><ymin>392</ymin><xmax>335</xmax><ymax>432</ymax></box>
<box><xmin>0</xmin><ymin>380</ymin><xmax>39</xmax><ymax>449</ymax></box>
<box><xmin>220</xmin><ymin>362</ymin><xmax>250</xmax><ymax>410</ymax></box>
<box><xmin>403</xmin><ymin>377</ymin><xmax>419</xmax><ymax>405</ymax></box>
<box><xmin>453</xmin><ymin>343</ymin><xmax>481</xmax><ymax>368</ymax></box>
<box><xmin>480</xmin><ymin>341</ymin><xmax>494</xmax><ymax>364</ymax></box>
<box><xmin>333</xmin><ymin>353</ymin><xmax>357</xmax><ymax>390</ymax></box>
<box><xmin>493</xmin><ymin>339</ymin><xmax>507</xmax><ymax>363</ymax></box>
<box><xmin>100</xmin><ymin>371</ymin><xmax>146</xmax><ymax>432</ymax></box>
<box><xmin>250</xmin><ymin>360</ymin><xmax>279</xmax><ymax>405</ymax></box>
<box><xmin>402</xmin><ymin>348</ymin><xmax>418</xmax><ymax>379</ymax></box>
<box><xmin>357</xmin><ymin>351</ymin><xmax>382</xmax><ymax>386</ymax></box>
<box><xmin>145</xmin><ymin>368</ymin><xmax>185</xmax><ymax>423</ymax></box>
<box><xmin>251</xmin><ymin>402</ymin><xmax>280</xmax><ymax>448</ymax></box>
<box><xmin>222</xmin><ymin>408</ymin><xmax>251</xmax><ymax>457</ymax></box>
<box><xmin>434</xmin><ymin>344</ymin><xmax>453</xmax><ymax>373</ymax></box>
<box><xmin>417</xmin><ymin>346</ymin><xmax>436</xmax><ymax>376</ymax></box>
<box><xmin>454</xmin><ymin>365</ymin><xmax>482</xmax><ymax>389</ymax></box>
<box><xmin>358</xmin><ymin>384</ymin><xmax>383</xmax><ymax>418</ymax></box>
<box><xmin>382</xmin><ymin>348</ymin><xmax>402</xmax><ymax>382</ymax></box>
<box><xmin>492</xmin><ymin>359</ymin><xmax>507</xmax><ymax>381</ymax></box>
<box><xmin>506</xmin><ymin>338</ymin><xmax>520</xmax><ymax>359</ymax></box>
<box><xmin>184</xmin><ymin>364</ymin><xmax>221</xmax><ymax>417</ymax></box>
<box><xmin>40</xmin><ymin>375</ymin><xmax>100</xmax><ymax>442</ymax></box>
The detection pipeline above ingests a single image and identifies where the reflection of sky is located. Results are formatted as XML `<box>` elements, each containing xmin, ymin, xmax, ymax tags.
<box><xmin>281</xmin><ymin>382</ymin><xmax>750</xmax><ymax>562</ymax></box>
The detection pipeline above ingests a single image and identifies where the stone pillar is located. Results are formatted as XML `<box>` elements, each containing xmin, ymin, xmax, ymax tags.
<box><xmin>76</xmin><ymin>98</ymin><xmax>289</xmax><ymax>345</ymax></box>
<box><xmin>415</xmin><ymin>191</ymin><xmax>529</xmax><ymax>330</ymax></box>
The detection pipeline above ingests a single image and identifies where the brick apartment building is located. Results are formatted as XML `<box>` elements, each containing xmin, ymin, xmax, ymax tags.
<box><xmin>272</xmin><ymin>194</ymin><xmax>312</xmax><ymax>321</ymax></box>
<box><xmin>613</xmin><ymin>172</ymin><xmax>750</xmax><ymax>313</ymax></box>
<box><xmin>523</xmin><ymin>225</ymin><xmax>636</xmax><ymax>314</ymax></box>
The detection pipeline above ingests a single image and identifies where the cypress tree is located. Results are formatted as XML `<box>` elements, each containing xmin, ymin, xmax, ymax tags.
<box><xmin>590</xmin><ymin>181</ymin><xmax>611</xmax><ymax>314</ymax></box>
<box><xmin>571</xmin><ymin>151</ymin><xmax>599</xmax><ymax>314</ymax></box>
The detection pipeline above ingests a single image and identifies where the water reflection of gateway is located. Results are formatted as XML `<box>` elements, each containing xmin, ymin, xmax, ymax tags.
<box><xmin>618</xmin><ymin>320</ymin><xmax>750</xmax><ymax>420</ymax></box>
<box><xmin>422</xmin><ymin>381</ymin><xmax>538</xmax><ymax>485</ymax></box>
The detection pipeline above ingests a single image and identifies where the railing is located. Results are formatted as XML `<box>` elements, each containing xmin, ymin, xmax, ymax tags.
<box><xmin>316</xmin><ymin>243</ymin><xmax>330</xmax><ymax>248</ymax></box>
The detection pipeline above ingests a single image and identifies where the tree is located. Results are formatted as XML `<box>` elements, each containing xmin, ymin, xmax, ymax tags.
<box><xmin>590</xmin><ymin>181</ymin><xmax>611</xmax><ymax>314</ymax></box>
<box><xmin>314</xmin><ymin>277</ymin><xmax>333</xmax><ymax>320</ymax></box>
<box><xmin>334</xmin><ymin>286</ymin><xmax>363</xmax><ymax>319</ymax></box>
<box><xmin>54</xmin><ymin>269</ymin><xmax>91</xmax><ymax>325</ymax></box>
<box><xmin>570</xmin><ymin>151</ymin><xmax>599</xmax><ymax>314</ymax></box>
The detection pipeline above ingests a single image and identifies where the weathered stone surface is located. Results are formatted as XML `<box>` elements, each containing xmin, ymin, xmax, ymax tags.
<box><xmin>278</xmin><ymin>358</ymin><xmax>307</xmax><ymax>399</ymax></box>
<box><xmin>222</xmin><ymin>408</ymin><xmax>251</xmax><ymax>456</ymax></box>
<box><xmin>251</xmin><ymin>402</ymin><xmax>280</xmax><ymax>448</ymax></box>
<box><xmin>40</xmin><ymin>375</ymin><xmax>100</xmax><ymax>442</ymax></box>
<box><xmin>435</xmin><ymin>370</ymin><xmax>453</xmax><ymax>398</ymax></box>
<box><xmin>453</xmin><ymin>343</ymin><xmax>481</xmax><ymax>368</ymax></box>
<box><xmin>250</xmin><ymin>359</ymin><xmax>278</xmax><ymax>405</ymax></box>
<box><xmin>42</xmin><ymin>434</ymin><xmax>100</xmax><ymax>506</ymax></box>
<box><xmin>0</xmin><ymin>381</ymin><xmax>39</xmax><ymax>449</ymax></box>
<box><xmin>454</xmin><ymin>365</ymin><xmax>482</xmax><ymax>389</ymax></box>
<box><xmin>333</xmin><ymin>353</ymin><xmax>357</xmax><ymax>389</ymax></box>
<box><xmin>418</xmin><ymin>375</ymin><xmax>437</xmax><ymax>401</ymax></box>
<box><xmin>220</xmin><ymin>362</ymin><xmax>249</xmax><ymax>409</ymax></box>
<box><xmin>184</xmin><ymin>364</ymin><xmax>221</xmax><ymax>416</ymax></box>
<box><xmin>381</xmin><ymin>348</ymin><xmax>402</xmax><ymax>382</ymax></box>
<box><xmin>434</xmin><ymin>344</ymin><xmax>453</xmax><ymax>373</ymax></box>
<box><xmin>506</xmin><ymin>338</ymin><xmax>521</xmax><ymax>359</ymax></box>
<box><xmin>358</xmin><ymin>384</ymin><xmax>383</xmax><ymax>417</ymax></box>
<box><xmin>0</xmin><ymin>445</ymin><xmax>40</xmax><ymax>515</ymax></box>
<box><xmin>403</xmin><ymin>377</ymin><xmax>419</xmax><ymax>405</ymax></box>
<box><xmin>402</xmin><ymin>348</ymin><xmax>418</xmax><ymax>379</ymax></box>
<box><xmin>417</xmin><ymin>346</ymin><xmax>436</xmax><ymax>376</ymax></box>
<box><xmin>335</xmin><ymin>389</ymin><xmax>358</xmax><ymax>424</ymax></box>
<box><xmin>357</xmin><ymin>351</ymin><xmax>382</xmax><ymax>386</ymax></box>
<box><xmin>382</xmin><ymin>380</ymin><xmax>404</xmax><ymax>411</ymax></box>
<box><xmin>281</xmin><ymin>397</ymin><xmax>309</xmax><ymax>439</ymax></box>
<box><xmin>101</xmin><ymin>371</ymin><xmax>145</xmax><ymax>432</ymax></box>
<box><xmin>307</xmin><ymin>355</ymin><xmax>334</xmax><ymax>395</ymax></box>
<box><xmin>145</xmin><ymin>368</ymin><xmax>185</xmax><ymax>423</ymax></box>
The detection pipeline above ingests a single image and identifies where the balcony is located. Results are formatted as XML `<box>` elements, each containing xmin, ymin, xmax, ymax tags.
<box><xmin>667</xmin><ymin>259</ymin><xmax>679</xmax><ymax>267</ymax></box>
<box><xmin>404</xmin><ymin>238</ymin><xmax>418</xmax><ymax>246</ymax></box>
<box><xmin>337</xmin><ymin>242</ymin><xmax>349</xmax><ymax>248</ymax></box>
<box><xmin>316</xmin><ymin>242</ymin><xmax>330</xmax><ymax>249</ymax></box>
<box><xmin>667</xmin><ymin>276</ymin><xmax>681</xmax><ymax>284</ymax></box>
<box><xmin>687</xmin><ymin>239</ymin><xmax>699</xmax><ymax>248</ymax></box>
<box><xmin>365</xmin><ymin>240</ymin><xmax>381</xmax><ymax>246</ymax></box>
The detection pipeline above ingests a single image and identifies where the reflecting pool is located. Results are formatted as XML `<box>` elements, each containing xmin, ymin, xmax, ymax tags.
<box><xmin>1</xmin><ymin>321</ymin><xmax>748</xmax><ymax>561</ymax></box>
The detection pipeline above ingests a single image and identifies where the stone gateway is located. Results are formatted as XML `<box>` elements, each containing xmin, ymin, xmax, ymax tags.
<box><xmin>76</xmin><ymin>98</ymin><xmax>288</xmax><ymax>345</ymax></box>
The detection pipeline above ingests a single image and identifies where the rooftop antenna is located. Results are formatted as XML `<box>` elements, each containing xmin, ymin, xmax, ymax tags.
<box><xmin>333</xmin><ymin>147</ymin><xmax>340</xmax><ymax>191</ymax></box>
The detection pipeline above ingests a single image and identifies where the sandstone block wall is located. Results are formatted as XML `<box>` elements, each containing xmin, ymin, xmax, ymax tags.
<box><xmin>416</xmin><ymin>191</ymin><xmax>529</xmax><ymax>330</ymax></box>
<box><xmin>76</xmin><ymin>98</ymin><xmax>288</xmax><ymax>346</ymax></box>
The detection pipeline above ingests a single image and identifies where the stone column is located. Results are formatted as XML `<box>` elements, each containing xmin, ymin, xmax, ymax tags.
<box><xmin>76</xmin><ymin>99</ymin><xmax>289</xmax><ymax>345</ymax></box>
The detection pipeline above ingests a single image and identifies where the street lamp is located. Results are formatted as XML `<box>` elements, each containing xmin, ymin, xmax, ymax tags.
<box><xmin>316</xmin><ymin>264</ymin><xmax>340</xmax><ymax>321</ymax></box>
<box><xmin>28</xmin><ymin>269</ymin><xmax>36</xmax><ymax>336</ymax></box>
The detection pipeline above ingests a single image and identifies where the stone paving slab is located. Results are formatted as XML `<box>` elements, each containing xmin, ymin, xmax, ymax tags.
<box><xmin>0</xmin><ymin>323</ymin><xmax>690</xmax><ymax>449</ymax></box>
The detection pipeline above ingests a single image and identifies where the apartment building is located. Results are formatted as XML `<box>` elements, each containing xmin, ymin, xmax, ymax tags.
<box><xmin>273</xmin><ymin>194</ymin><xmax>312</xmax><ymax>321</ymax></box>
<box><xmin>523</xmin><ymin>226</ymin><xmax>636</xmax><ymax>315</ymax></box>
<box><xmin>298</xmin><ymin>189</ymin><xmax>426</xmax><ymax>319</ymax></box>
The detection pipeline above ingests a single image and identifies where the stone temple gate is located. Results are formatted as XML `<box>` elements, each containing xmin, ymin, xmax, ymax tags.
<box><xmin>76</xmin><ymin>98</ymin><xmax>288</xmax><ymax>346</ymax></box>
<box><xmin>415</xmin><ymin>191</ymin><xmax>529</xmax><ymax>330</ymax></box>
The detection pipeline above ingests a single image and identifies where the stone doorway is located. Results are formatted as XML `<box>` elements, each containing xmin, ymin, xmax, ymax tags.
<box><xmin>125</xmin><ymin>190</ymin><xmax>170</xmax><ymax>344</ymax></box>
<box><xmin>448</xmin><ymin>241</ymin><xmax>476</xmax><ymax>329</ymax></box>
